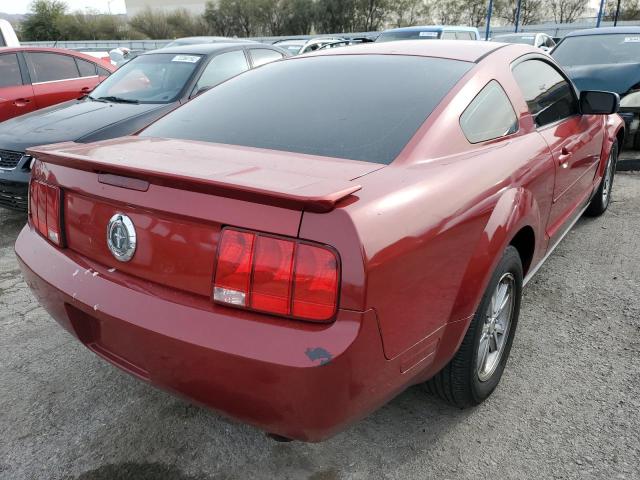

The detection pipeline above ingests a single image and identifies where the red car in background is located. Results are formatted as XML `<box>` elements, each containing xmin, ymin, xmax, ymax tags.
<box><xmin>0</xmin><ymin>47</ymin><xmax>115</xmax><ymax>123</ymax></box>
<box><xmin>16</xmin><ymin>41</ymin><xmax>623</xmax><ymax>441</ymax></box>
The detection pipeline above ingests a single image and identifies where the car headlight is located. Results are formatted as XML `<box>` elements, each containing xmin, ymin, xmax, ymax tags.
<box><xmin>620</xmin><ymin>90</ymin><xmax>640</xmax><ymax>108</ymax></box>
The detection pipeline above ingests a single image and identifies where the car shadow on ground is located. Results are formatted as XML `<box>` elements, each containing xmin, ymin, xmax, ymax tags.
<box><xmin>0</xmin><ymin>209</ymin><xmax>26</xmax><ymax>248</ymax></box>
<box><xmin>70</xmin><ymin>386</ymin><xmax>471</xmax><ymax>479</ymax></box>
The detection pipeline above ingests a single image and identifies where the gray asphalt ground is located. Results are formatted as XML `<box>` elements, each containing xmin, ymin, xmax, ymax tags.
<box><xmin>1</xmin><ymin>173</ymin><xmax>639</xmax><ymax>480</ymax></box>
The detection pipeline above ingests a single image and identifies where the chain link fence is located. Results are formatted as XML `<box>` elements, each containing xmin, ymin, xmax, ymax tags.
<box><xmin>19</xmin><ymin>20</ymin><xmax>640</xmax><ymax>51</ymax></box>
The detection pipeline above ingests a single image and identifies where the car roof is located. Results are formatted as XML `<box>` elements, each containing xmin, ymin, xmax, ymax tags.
<box><xmin>382</xmin><ymin>25</ymin><xmax>479</xmax><ymax>33</ymax></box>
<box><xmin>145</xmin><ymin>43</ymin><xmax>270</xmax><ymax>55</ymax></box>
<box><xmin>565</xmin><ymin>26</ymin><xmax>640</xmax><ymax>37</ymax></box>
<box><xmin>304</xmin><ymin>39</ymin><xmax>504</xmax><ymax>63</ymax></box>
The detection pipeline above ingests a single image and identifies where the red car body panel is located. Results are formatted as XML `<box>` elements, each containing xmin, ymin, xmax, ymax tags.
<box><xmin>16</xmin><ymin>42</ymin><xmax>624</xmax><ymax>441</ymax></box>
<box><xmin>0</xmin><ymin>47</ymin><xmax>115</xmax><ymax>122</ymax></box>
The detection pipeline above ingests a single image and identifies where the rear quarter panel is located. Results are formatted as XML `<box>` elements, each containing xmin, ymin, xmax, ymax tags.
<box><xmin>304</xmin><ymin>51</ymin><xmax>557</xmax><ymax>361</ymax></box>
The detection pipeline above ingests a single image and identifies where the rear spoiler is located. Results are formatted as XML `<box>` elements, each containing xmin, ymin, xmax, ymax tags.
<box><xmin>27</xmin><ymin>142</ymin><xmax>362</xmax><ymax>213</ymax></box>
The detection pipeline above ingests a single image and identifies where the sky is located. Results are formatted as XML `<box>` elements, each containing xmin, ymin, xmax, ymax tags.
<box><xmin>2</xmin><ymin>0</ymin><xmax>127</xmax><ymax>15</ymax></box>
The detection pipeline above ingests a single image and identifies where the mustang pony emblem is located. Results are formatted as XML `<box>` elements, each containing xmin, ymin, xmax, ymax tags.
<box><xmin>107</xmin><ymin>213</ymin><xmax>137</xmax><ymax>262</ymax></box>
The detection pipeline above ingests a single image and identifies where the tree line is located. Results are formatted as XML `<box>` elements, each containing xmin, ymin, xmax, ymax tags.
<box><xmin>17</xmin><ymin>0</ymin><xmax>640</xmax><ymax>42</ymax></box>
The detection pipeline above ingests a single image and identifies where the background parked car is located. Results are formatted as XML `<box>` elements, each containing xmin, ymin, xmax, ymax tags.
<box><xmin>300</xmin><ymin>37</ymin><xmax>346</xmax><ymax>54</ymax></box>
<box><xmin>272</xmin><ymin>39</ymin><xmax>306</xmax><ymax>55</ymax></box>
<box><xmin>272</xmin><ymin>37</ymin><xmax>348</xmax><ymax>55</ymax></box>
<box><xmin>317</xmin><ymin>37</ymin><xmax>376</xmax><ymax>51</ymax></box>
<box><xmin>69</xmin><ymin>47</ymin><xmax>114</xmax><ymax>67</ymax></box>
<box><xmin>552</xmin><ymin>27</ymin><xmax>640</xmax><ymax>149</ymax></box>
<box><xmin>0</xmin><ymin>42</ymin><xmax>289</xmax><ymax>211</ymax></box>
<box><xmin>492</xmin><ymin>32</ymin><xmax>556</xmax><ymax>51</ymax></box>
<box><xmin>108</xmin><ymin>47</ymin><xmax>138</xmax><ymax>68</ymax></box>
<box><xmin>0</xmin><ymin>47</ymin><xmax>115</xmax><ymax>123</ymax></box>
<box><xmin>376</xmin><ymin>25</ymin><xmax>480</xmax><ymax>42</ymax></box>
<box><xmin>0</xmin><ymin>19</ymin><xmax>20</xmax><ymax>47</ymax></box>
<box><xmin>163</xmin><ymin>36</ymin><xmax>257</xmax><ymax>48</ymax></box>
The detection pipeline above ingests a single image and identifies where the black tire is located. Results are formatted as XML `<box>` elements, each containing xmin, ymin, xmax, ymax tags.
<box><xmin>427</xmin><ymin>246</ymin><xmax>523</xmax><ymax>408</ymax></box>
<box><xmin>585</xmin><ymin>141</ymin><xmax>617</xmax><ymax>217</ymax></box>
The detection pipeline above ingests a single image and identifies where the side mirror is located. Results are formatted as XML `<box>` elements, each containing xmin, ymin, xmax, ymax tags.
<box><xmin>580</xmin><ymin>90</ymin><xmax>620</xmax><ymax>115</ymax></box>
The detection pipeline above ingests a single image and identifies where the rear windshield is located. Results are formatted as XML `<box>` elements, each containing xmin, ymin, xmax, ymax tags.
<box><xmin>376</xmin><ymin>30</ymin><xmax>441</xmax><ymax>42</ymax></box>
<box><xmin>553</xmin><ymin>34</ymin><xmax>640</xmax><ymax>66</ymax></box>
<box><xmin>141</xmin><ymin>55</ymin><xmax>471</xmax><ymax>164</ymax></box>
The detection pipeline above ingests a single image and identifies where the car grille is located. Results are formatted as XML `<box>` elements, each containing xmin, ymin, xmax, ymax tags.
<box><xmin>0</xmin><ymin>150</ymin><xmax>24</xmax><ymax>170</ymax></box>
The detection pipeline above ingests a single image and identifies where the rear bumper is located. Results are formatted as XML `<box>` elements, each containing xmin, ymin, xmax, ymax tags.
<box><xmin>619</xmin><ymin>110</ymin><xmax>638</xmax><ymax>149</ymax></box>
<box><xmin>15</xmin><ymin>224</ymin><xmax>406</xmax><ymax>441</ymax></box>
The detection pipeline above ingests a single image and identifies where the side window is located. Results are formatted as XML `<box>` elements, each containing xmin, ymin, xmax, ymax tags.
<box><xmin>76</xmin><ymin>58</ymin><xmax>97</xmax><ymax>77</ymax></box>
<box><xmin>194</xmin><ymin>50</ymin><xmax>249</xmax><ymax>94</ymax></box>
<box><xmin>27</xmin><ymin>53</ymin><xmax>80</xmax><ymax>83</ymax></box>
<box><xmin>460</xmin><ymin>80</ymin><xmax>518</xmax><ymax>143</ymax></box>
<box><xmin>249</xmin><ymin>48</ymin><xmax>283</xmax><ymax>68</ymax></box>
<box><xmin>441</xmin><ymin>31</ymin><xmax>457</xmax><ymax>40</ymax></box>
<box><xmin>546</xmin><ymin>37</ymin><xmax>556</xmax><ymax>48</ymax></box>
<box><xmin>0</xmin><ymin>33</ymin><xmax>5</xmax><ymax>47</ymax></box>
<box><xmin>512</xmin><ymin>59</ymin><xmax>578</xmax><ymax>127</ymax></box>
<box><xmin>0</xmin><ymin>53</ymin><xmax>23</xmax><ymax>88</ymax></box>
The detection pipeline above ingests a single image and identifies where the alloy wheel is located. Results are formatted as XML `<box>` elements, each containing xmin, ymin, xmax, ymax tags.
<box><xmin>476</xmin><ymin>272</ymin><xmax>515</xmax><ymax>382</ymax></box>
<box><xmin>602</xmin><ymin>151</ymin><xmax>614</xmax><ymax>207</ymax></box>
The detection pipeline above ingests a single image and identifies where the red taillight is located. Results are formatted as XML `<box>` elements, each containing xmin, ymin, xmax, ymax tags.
<box><xmin>251</xmin><ymin>235</ymin><xmax>295</xmax><ymax>315</ymax></box>
<box><xmin>29</xmin><ymin>179</ymin><xmax>63</xmax><ymax>247</ymax></box>
<box><xmin>292</xmin><ymin>244</ymin><xmax>339</xmax><ymax>321</ymax></box>
<box><xmin>213</xmin><ymin>230</ymin><xmax>254</xmax><ymax>306</ymax></box>
<box><xmin>213</xmin><ymin>228</ymin><xmax>339</xmax><ymax>322</ymax></box>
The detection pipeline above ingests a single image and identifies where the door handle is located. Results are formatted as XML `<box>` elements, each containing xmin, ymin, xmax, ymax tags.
<box><xmin>559</xmin><ymin>147</ymin><xmax>572</xmax><ymax>168</ymax></box>
<box><xmin>13</xmin><ymin>98</ymin><xmax>31</xmax><ymax>107</ymax></box>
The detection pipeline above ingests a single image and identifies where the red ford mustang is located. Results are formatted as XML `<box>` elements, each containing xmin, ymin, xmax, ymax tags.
<box><xmin>16</xmin><ymin>41</ymin><xmax>623</xmax><ymax>441</ymax></box>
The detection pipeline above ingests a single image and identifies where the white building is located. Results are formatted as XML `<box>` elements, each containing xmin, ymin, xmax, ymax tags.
<box><xmin>125</xmin><ymin>0</ymin><xmax>208</xmax><ymax>17</ymax></box>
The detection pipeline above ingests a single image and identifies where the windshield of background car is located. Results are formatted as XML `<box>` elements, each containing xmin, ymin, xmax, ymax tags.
<box><xmin>495</xmin><ymin>35</ymin><xmax>536</xmax><ymax>45</ymax></box>
<box><xmin>141</xmin><ymin>55</ymin><xmax>472</xmax><ymax>164</ymax></box>
<box><xmin>376</xmin><ymin>30</ymin><xmax>441</xmax><ymax>42</ymax></box>
<box><xmin>89</xmin><ymin>53</ymin><xmax>202</xmax><ymax>103</ymax></box>
<box><xmin>553</xmin><ymin>34</ymin><xmax>640</xmax><ymax>66</ymax></box>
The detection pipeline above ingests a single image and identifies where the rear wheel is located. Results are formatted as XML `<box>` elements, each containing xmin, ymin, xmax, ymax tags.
<box><xmin>427</xmin><ymin>246</ymin><xmax>523</xmax><ymax>408</ymax></box>
<box><xmin>585</xmin><ymin>142</ymin><xmax>617</xmax><ymax>217</ymax></box>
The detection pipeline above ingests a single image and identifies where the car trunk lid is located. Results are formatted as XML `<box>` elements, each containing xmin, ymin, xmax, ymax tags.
<box><xmin>27</xmin><ymin>136</ymin><xmax>381</xmax><ymax>297</ymax></box>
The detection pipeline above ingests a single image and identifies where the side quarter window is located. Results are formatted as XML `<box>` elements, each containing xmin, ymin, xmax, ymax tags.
<box><xmin>194</xmin><ymin>50</ymin><xmax>249</xmax><ymax>95</ymax></box>
<box><xmin>460</xmin><ymin>80</ymin><xmax>518</xmax><ymax>144</ymax></box>
<box><xmin>0</xmin><ymin>53</ymin><xmax>23</xmax><ymax>87</ymax></box>
<box><xmin>76</xmin><ymin>58</ymin><xmax>97</xmax><ymax>77</ymax></box>
<box><xmin>249</xmin><ymin>48</ymin><xmax>283</xmax><ymax>68</ymax></box>
<box><xmin>512</xmin><ymin>59</ymin><xmax>579</xmax><ymax>128</ymax></box>
<box><xmin>97</xmin><ymin>66</ymin><xmax>112</xmax><ymax>77</ymax></box>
